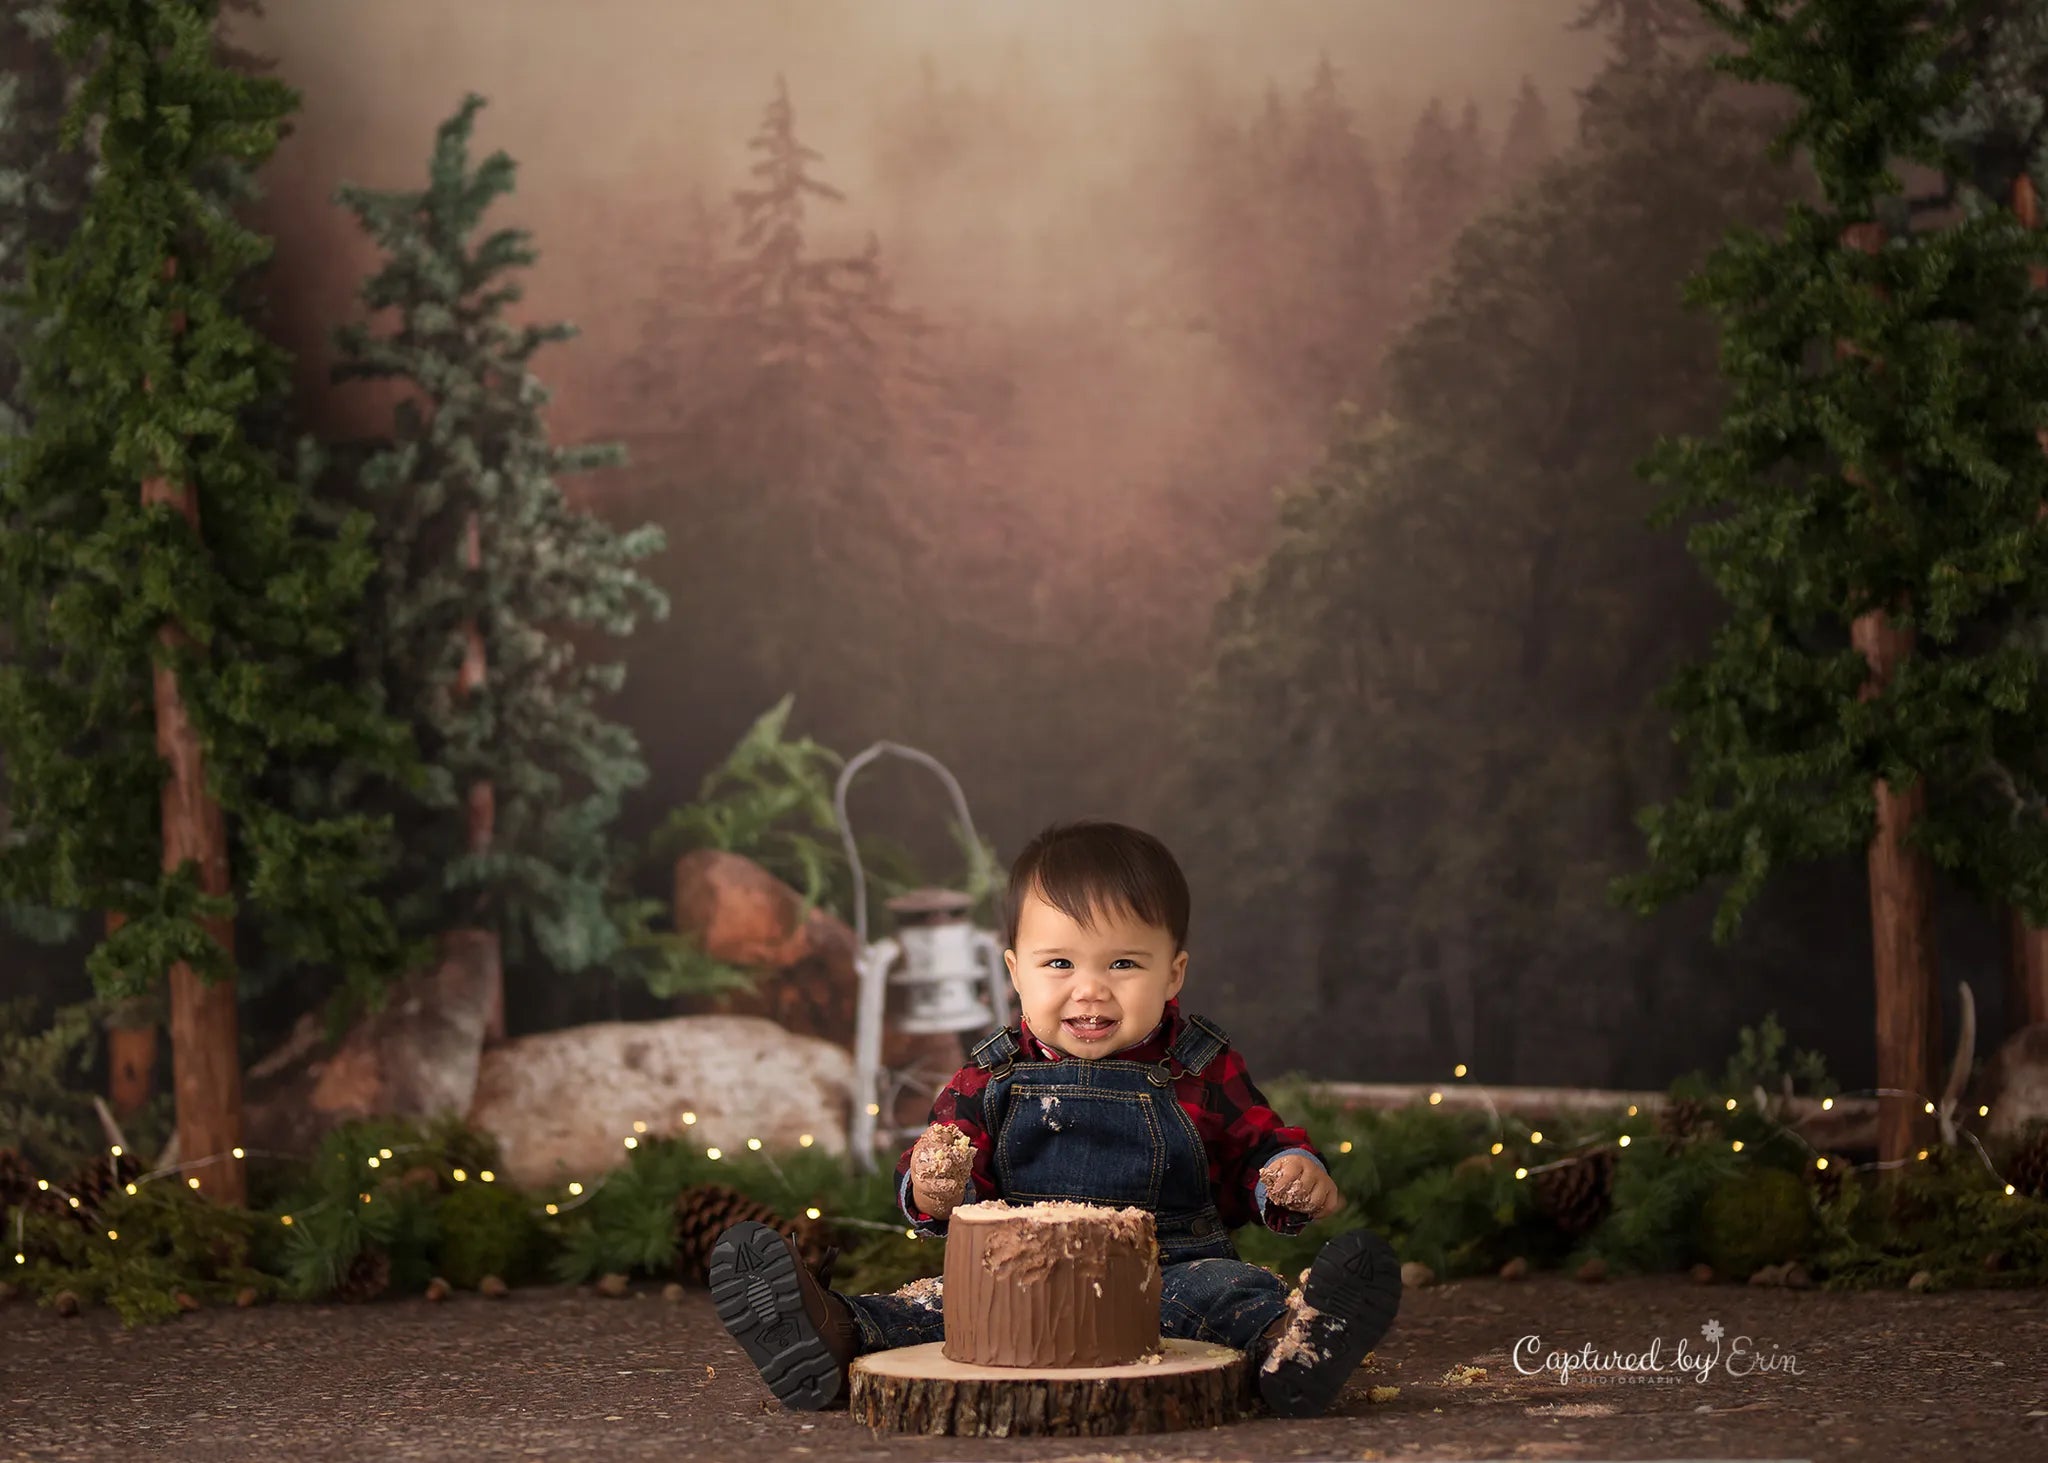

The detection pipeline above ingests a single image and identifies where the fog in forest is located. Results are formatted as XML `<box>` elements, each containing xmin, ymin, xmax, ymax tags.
<box><xmin>144</xmin><ymin>0</ymin><xmax>1996</xmax><ymax>1090</ymax></box>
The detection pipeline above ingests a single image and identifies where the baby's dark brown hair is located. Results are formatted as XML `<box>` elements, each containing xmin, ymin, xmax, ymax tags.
<box><xmin>1001</xmin><ymin>820</ymin><xmax>1191</xmax><ymax>953</ymax></box>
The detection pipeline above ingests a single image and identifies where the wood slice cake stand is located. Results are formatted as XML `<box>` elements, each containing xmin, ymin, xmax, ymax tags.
<box><xmin>849</xmin><ymin>1199</ymin><xmax>1254</xmax><ymax>1436</ymax></box>
<box><xmin>849</xmin><ymin>1338</ymin><xmax>1252</xmax><ymax>1437</ymax></box>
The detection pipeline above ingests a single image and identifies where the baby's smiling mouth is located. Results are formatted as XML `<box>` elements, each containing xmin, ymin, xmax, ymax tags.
<box><xmin>1062</xmin><ymin>1014</ymin><xmax>1119</xmax><ymax>1042</ymax></box>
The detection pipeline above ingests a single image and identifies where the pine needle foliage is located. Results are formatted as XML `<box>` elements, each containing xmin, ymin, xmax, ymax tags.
<box><xmin>0</xmin><ymin>0</ymin><xmax>412</xmax><ymax>1000</ymax></box>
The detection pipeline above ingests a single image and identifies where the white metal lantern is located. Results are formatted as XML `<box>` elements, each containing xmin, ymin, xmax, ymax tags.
<box><xmin>836</xmin><ymin>744</ymin><xmax>1010</xmax><ymax>1171</ymax></box>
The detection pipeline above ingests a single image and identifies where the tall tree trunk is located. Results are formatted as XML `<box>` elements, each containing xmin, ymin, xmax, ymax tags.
<box><xmin>143</xmin><ymin>471</ymin><xmax>245</xmax><ymax>1207</ymax></box>
<box><xmin>102</xmin><ymin>910</ymin><xmax>157</xmax><ymax>1118</ymax></box>
<box><xmin>1842</xmin><ymin>220</ymin><xmax>1940</xmax><ymax>1166</ymax></box>
<box><xmin>457</xmin><ymin>508</ymin><xmax>505</xmax><ymax>1042</ymax></box>
<box><xmin>2002</xmin><ymin>176</ymin><xmax>2048</xmax><ymax>1035</ymax></box>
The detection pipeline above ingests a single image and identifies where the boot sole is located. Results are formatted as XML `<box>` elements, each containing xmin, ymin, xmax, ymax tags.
<box><xmin>1259</xmin><ymin>1228</ymin><xmax>1403</xmax><ymax>1418</ymax></box>
<box><xmin>707</xmin><ymin>1220</ymin><xmax>845</xmax><ymax>1411</ymax></box>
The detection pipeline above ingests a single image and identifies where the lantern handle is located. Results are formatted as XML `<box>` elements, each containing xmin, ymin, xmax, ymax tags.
<box><xmin>833</xmin><ymin>741</ymin><xmax>993</xmax><ymax>950</ymax></box>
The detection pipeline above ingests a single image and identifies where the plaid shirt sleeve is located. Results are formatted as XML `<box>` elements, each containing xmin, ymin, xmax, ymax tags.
<box><xmin>1204</xmin><ymin>1048</ymin><xmax>1326</xmax><ymax>1235</ymax></box>
<box><xmin>894</xmin><ymin>1062</ymin><xmax>999</xmax><ymax>1237</ymax></box>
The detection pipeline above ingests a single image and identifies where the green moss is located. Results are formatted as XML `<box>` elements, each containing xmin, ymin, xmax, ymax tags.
<box><xmin>1696</xmin><ymin>1166</ymin><xmax>1816</xmax><ymax>1277</ymax></box>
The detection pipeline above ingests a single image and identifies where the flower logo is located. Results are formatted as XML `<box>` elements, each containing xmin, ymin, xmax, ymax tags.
<box><xmin>1701</xmin><ymin>1318</ymin><xmax>1725</xmax><ymax>1344</ymax></box>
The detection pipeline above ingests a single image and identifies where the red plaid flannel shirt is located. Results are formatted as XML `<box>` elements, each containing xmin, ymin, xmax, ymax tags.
<box><xmin>895</xmin><ymin>999</ymin><xmax>1323</xmax><ymax>1234</ymax></box>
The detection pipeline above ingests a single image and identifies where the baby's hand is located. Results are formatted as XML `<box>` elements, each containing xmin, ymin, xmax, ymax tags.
<box><xmin>909</xmin><ymin>1123</ymin><xmax>975</xmax><ymax>1219</ymax></box>
<box><xmin>1260</xmin><ymin>1152</ymin><xmax>1345</xmax><ymax>1222</ymax></box>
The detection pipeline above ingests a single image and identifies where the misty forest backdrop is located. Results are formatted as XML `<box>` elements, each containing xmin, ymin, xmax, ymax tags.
<box><xmin>4</xmin><ymin>0</ymin><xmax>2011</xmax><ymax>1093</ymax></box>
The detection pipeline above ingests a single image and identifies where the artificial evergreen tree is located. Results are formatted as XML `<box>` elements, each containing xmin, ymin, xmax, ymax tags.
<box><xmin>320</xmin><ymin>94</ymin><xmax>668</xmax><ymax>1023</ymax></box>
<box><xmin>0</xmin><ymin>0</ymin><xmax>413</xmax><ymax>1206</ymax></box>
<box><xmin>1613</xmin><ymin>0</ymin><xmax>2048</xmax><ymax>1162</ymax></box>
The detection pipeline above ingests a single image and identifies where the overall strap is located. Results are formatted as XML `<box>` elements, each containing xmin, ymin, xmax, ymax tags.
<box><xmin>1165</xmin><ymin>1012</ymin><xmax>1231</xmax><ymax>1077</ymax></box>
<box><xmin>970</xmin><ymin>1026</ymin><xmax>1023</xmax><ymax>1077</ymax></box>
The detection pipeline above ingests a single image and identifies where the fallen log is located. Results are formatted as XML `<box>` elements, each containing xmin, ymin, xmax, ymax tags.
<box><xmin>1306</xmin><ymin>1081</ymin><xmax>1881</xmax><ymax>1154</ymax></box>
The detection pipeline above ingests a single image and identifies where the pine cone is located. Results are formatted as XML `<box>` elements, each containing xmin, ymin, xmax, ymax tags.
<box><xmin>0</xmin><ymin>1149</ymin><xmax>34</xmax><ymax>1212</ymax></box>
<box><xmin>1657</xmin><ymin>1097</ymin><xmax>1711</xmax><ymax>1152</ymax></box>
<box><xmin>1532</xmin><ymin>1149</ymin><xmax>1617</xmax><ymax>1238</ymax></box>
<box><xmin>673</xmin><ymin>1183</ymin><xmax>831</xmax><ymax>1284</ymax></box>
<box><xmin>61</xmin><ymin>1152</ymin><xmax>143</xmax><ymax>1222</ymax></box>
<box><xmin>334</xmin><ymin>1248</ymin><xmax>392</xmax><ymax>1303</ymax></box>
<box><xmin>2006</xmin><ymin>1125</ymin><xmax>2048</xmax><ymax>1200</ymax></box>
<box><xmin>1805</xmin><ymin>1153</ymin><xmax>1847</xmax><ymax>1207</ymax></box>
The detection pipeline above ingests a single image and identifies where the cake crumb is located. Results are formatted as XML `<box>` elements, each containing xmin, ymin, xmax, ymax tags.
<box><xmin>1260</xmin><ymin>1156</ymin><xmax>1320</xmax><ymax>1212</ymax></box>
<box><xmin>1139</xmin><ymin>1349</ymin><xmax>1166</xmax><ymax>1365</ymax></box>
<box><xmin>1368</xmin><ymin>1384</ymin><xmax>1401</xmax><ymax>1403</ymax></box>
<box><xmin>1441</xmin><ymin>1363</ymin><xmax>1487</xmax><ymax>1386</ymax></box>
<box><xmin>909</xmin><ymin>1124</ymin><xmax>975</xmax><ymax>1216</ymax></box>
<box><xmin>1260</xmin><ymin>1286</ymin><xmax>1324</xmax><ymax>1374</ymax></box>
<box><xmin>891</xmin><ymin>1275</ymin><xmax>945</xmax><ymax>1310</ymax></box>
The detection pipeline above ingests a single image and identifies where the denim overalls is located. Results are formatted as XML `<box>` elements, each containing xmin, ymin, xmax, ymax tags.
<box><xmin>844</xmin><ymin>1013</ymin><xmax>1292</xmax><ymax>1355</ymax></box>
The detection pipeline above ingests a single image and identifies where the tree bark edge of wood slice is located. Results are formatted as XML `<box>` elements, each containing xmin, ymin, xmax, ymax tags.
<box><xmin>849</xmin><ymin>1339</ymin><xmax>1252</xmax><ymax>1437</ymax></box>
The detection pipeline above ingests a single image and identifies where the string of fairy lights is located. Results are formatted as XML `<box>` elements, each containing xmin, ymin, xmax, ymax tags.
<box><xmin>9</xmin><ymin>1073</ymin><xmax>2032</xmax><ymax>1270</ymax></box>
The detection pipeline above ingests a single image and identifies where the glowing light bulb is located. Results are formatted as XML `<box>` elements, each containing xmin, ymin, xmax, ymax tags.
<box><xmin>232</xmin><ymin>1147</ymin><xmax>244</xmax><ymax>1160</ymax></box>
<box><xmin>1339</xmin><ymin>1140</ymin><xmax>1353</xmax><ymax>1154</ymax></box>
<box><xmin>805</xmin><ymin>1207</ymin><xmax>821</xmax><ymax>1220</ymax></box>
<box><xmin>67</xmin><ymin>1196</ymin><xmax>79</xmax><ymax>1208</ymax></box>
<box><xmin>1491</xmin><ymin>1142</ymin><xmax>1504</xmax><ymax>1155</ymax></box>
<box><xmin>1979</xmin><ymin>1105</ymin><xmax>1990</xmax><ymax>1117</ymax></box>
<box><xmin>110</xmin><ymin>1145</ymin><xmax>122</xmax><ymax>1157</ymax></box>
<box><xmin>1731</xmin><ymin>1140</ymin><xmax>1743</xmax><ymax>1152</ymax></box>
<box><xmin>361</xmin><ymin>1193</ymin><xmax>372</xmax><ymax>1204</ymax></box>
<box><xmin>546</xmin><ymin>1203</ymin><xmax>559</xmax><ymax>1215</ymax></box>
<box><xmin>1821</xmin><ymin>1097</ymin><xmax>1834</xmax><ymax>1110</ymax></box>
<box><xmin>379</xmin><ymin>1148</ymin><xmax>393</xmax><ymax>1160</ymax></box>
<box><xmin>1917</xmin><ymin>1149</ymin><xmax>1929</xmax><ymax>1161</ymax></box>
<box><xmin>453</xmin><ymin>1168</ymin><xmax>468</xmax><ymax>1182</ymax></box>
<box><xmin>1529</xmin><ymin>1131</ymin><xmax>1543</xmax><ymax>1144</ymax></box>
<box><xmin>682</xmin><ymin>1112</ymin><xmax>698</xmax><ymax>1126</ymax></box>
<box><xmin>633</xmin><ymin>1120</ymin><xmax>648</xmax><ymax>1134</ymax></box>
<box><xmin>12</xmin><ymin>1253</ymin><xmax>22</xmax><ymax>1263</ymax></box>
<box><xmin>36</xmin><ymin>1180</ymin><xmax>48</xmax><ymax>1191</ymax></box>
<box><xmin>1428</xmin><ymin>1091</ymin><xmax>1443</xmax><ymax>1105</ymax></box>
<box><xmin>707</xmin><ymin>1147</ymin><xmax>723</xmax><ymax>1161</ymax></box>
<box><xmin>746</xmin><ymin>1138</ymin><xmax>762</xmax><ymax>1151</ymax></box>
<box><xmin>2006</xmin><ymin>1184</ymin><xmax>2017</xmax><ymax>1196</ymax></box>
<box><xmin>481</xmin><ymin>1170</ymin><xmax>495</xmax><ymax>1183</ymax></box>
<box><xmin>188</xmin><ymin>1176</ymin><xmax>200</xmax><ymax>1189</ymax></box>
<box><xmin>1453</xmin><ymin>1063</ymin><xmax>1468</xmax><ymax>1078</ymax></box>
<box><xmin>1514</xmin><ymin>1168</ymin><xmax>1528</xmax><ymax>1180</ymax></box>
<box><xmin>281</xmin><ymin>1215</ymin><xmax>293</xmax><ymax>1226</ymax></box>
<box><xmin>124</xmin><ymin>1183</ymin><xmax>137</xmax><ymax>1195</ymax></box>
<box><xmin>866</xmin><ymin>1103</ymin><xmax>881</xmax><ymax>1116</ymax></box>
<box><xmin>106</xmin><ymin>1230</ymin><xmax>117</xmax><ymax>1240</ymax></box>
<box><xmin>906</xmin><ymin>1228</ymin><xmax>917</xmax><ymax>1239</ymax></box>
<box><xmin>569</xmin><ymin>1182</ymin><xmax>584</xmax><ymax>1196</ymax></box>
<box><xmin>1626</xmin><ymin>1105</ymin><xmax>1638</xmax><ymax>1117</ymax></box>
<box><xmin>1816</xmin><ymin>1157</ymin><xmax>1829</xmax><ymax>1170</ymax></box>
<box><xmin>799</xmin><ymin>1134</ymin><xmax>815</xmax><ymax>1148</ymax></box>
<box><xmin>624</xmin><ymin>1137</ymin><xmax>639</xmax><ymax>1150</ymax></box>
<box><xmin>368</xmin><ymin>1156</ymin><xmax>381</xmax><ymax>1168</ymax></box>
<box><xmin>1618</xmin><ymin>1135</ymin><xmax>1631</xmax><ymax>1147</ymax></box>
<box><xmin>1725</xmin><ymin>1098</ymin><xmax>1737</xmax><ymax>1111</ymax></box>
<box><xmin>1923</xmin><ymin>1102</ymin><xmax>1935</xmax><ymax>1115</ymax></box>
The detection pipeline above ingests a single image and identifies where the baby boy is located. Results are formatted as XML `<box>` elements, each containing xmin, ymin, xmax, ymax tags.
<box><xmin>710</xmin><ymin>819</ymin><xmax>1403</xmax><ymax>1417</ymax></box>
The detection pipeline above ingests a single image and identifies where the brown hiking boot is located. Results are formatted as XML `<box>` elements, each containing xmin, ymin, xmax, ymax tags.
<box><xmin>708</xmin><ymin>1220</ymin><xmax>860</xmax><ymax>1410</ymax></box>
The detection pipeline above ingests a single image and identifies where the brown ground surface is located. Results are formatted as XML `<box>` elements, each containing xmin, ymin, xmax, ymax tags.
<box><xmin>1</xmin><ymin>1273</ymin><xmax>2043</xmax><ymax>1462</ymax></box>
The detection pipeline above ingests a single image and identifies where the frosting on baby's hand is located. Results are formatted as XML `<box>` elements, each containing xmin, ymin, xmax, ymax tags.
<box><xmin>910</xmin><ymin>1123</ymin><xmax>975</xmax><ymax>1218</ymax></box>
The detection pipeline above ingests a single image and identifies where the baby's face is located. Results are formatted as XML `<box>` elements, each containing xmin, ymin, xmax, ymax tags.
<box><xmin>1003</xmin><ymin>885</ymin><xmax>1187</xmax><ymax>1058</ymax></box>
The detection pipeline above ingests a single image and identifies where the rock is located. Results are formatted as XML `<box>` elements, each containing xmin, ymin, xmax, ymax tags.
<box><xmin>1575</xmin><ymin>1258</ymin><xmax>1608</xmax><ymax>1284</ymax></box>
<box><xmin>174</xmin><ymin>1291</ymin><xmax>200</xmax><ymax>1312</ymax></box>
<box><xmin>479</xmin><ymin>1275</ymin><xmax>508</xmax><ymax>1298</ymax></box>
<box><xmin>468</xmin><ymin>1015</ymin><xmax>855</xmax><ymax>1188</ymax></box>
<box><xmin>1498</xmin><ymin>1257</ymin><xmax>1528</xmax><ymax>1281</ymax></box>
<box><xmin>662</xmin><ymin>1282</ymin><xmax>686</xmax><ymax>1303</ymax></box>
<box><xmin>1690</xmin><ymin>1263</ymin><xmax>1717</xmax><ymax>1285</ymax></box>
<box><xmin>671</xmin><ymin>850</ymin><xmax>967</xmax><ymax>1126</ymax></box>
<box><xmin>235</xmin><ymin>1287</ymin><xmax>260</xmax><ymax>1308</ymax></box>
<box><xmin>1907</xmin><ymin>1270</ymin><xmax>1935</xmax><ymax>1292</ymax></box>
<box><xmin>596</xmin><ymin>1273</ymin><xmax>630</xmax><ymax>1298</ymax></box>
<box><xmin>1749</xmin><ymin>1262</ymin><xmax>1796</xmax><ymax>1287</ymax></box>
<box><xmin>53</xmin><ymin>1290</ymin><xmax>79</xmax><ymax>1317</ymax></box>
<box><xmin>1399</xmin><ymin>1261</ymin><xmax>1436</xmax><ymax>1289</ymax></box>
<box><xmin>426</xmin><ymin>1277</ymin><xmax>451</xmax><ymax>1302</ymax></box>
<box><xmin>1975</xmin><ymin>1022</ymin><xmax>2048</xmax><ymax>1141</ymax></box>
<box><xmin>242</xmin><ymin>930</ymin><xmax>498</xmax><ymax>1157</ymax></box>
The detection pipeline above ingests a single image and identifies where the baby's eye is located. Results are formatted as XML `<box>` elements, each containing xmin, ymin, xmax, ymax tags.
<box><xmin>1111</xmin><ymin>959</ymin><xmax>1137</xmax><ymax>969</ymax></box>
<box><xmin>1044</xmin><ymin>958</ymin><xmax>1072</xmax><ymax>970</ymax></box>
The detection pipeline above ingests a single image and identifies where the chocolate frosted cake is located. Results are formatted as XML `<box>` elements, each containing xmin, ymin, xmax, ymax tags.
<box><xmin>942</xmin><ymin>1200</ymin><xmax>1163</xmax><ymax>1368</ymax></box>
